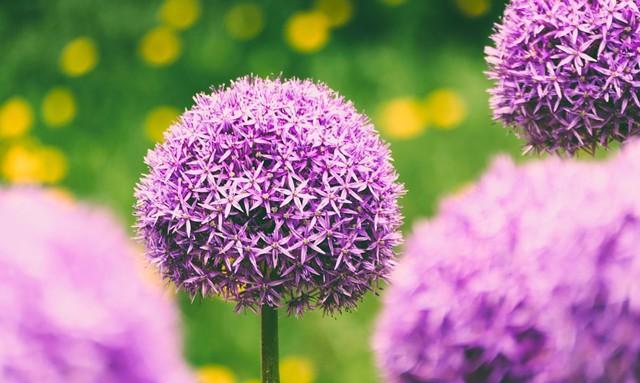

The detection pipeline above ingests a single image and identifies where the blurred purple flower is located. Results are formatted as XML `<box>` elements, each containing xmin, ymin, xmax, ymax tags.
<box><xmin>134</xmin><ymin>76</ymin><xmax>404</xmax><ymax>315</ymax></box>
<box><xmin>486</xmin><ymin>0</ymin><xmax>640</xmax><ymax>154</ymax></box>
<box><xmin>374</xmin><ymin>141</ymin><xmax>640</xmax><ymax>382</ymax></box>
<box><xmin>0</xmin><ymin>188</ymin><xmax>193</xmax><ymax>383</ymax></box>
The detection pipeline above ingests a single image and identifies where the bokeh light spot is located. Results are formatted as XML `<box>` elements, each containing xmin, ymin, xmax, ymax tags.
<box><xmin>314</xmin><ymin>0</ymin><xmax>353</xmax><ymax>27</ymax></box>
<box><xmin>0</xmin><ymin>97</ymin><xmax>33</xmax><ymax>139</ymax></box>
<box><xmin>1</xmin><ymin>144</ymin><xmax>40</xmax><ymax>184</ymax></box>
<box><xmin>281</xmin><ymin>356</ymin><xmax>315</xmax><ymax>383</ymax></box>
<box><xmin>224</xmin><ymin>3</ymin><xmax>265</xmax><ymax>41</ymax></box>
<box><xmin>424</xmin><ymin>89</ymin><xmax>467</xmax><ymax>129</ymax></box>
<box><xmin>285</xmin><ymin>11</ymin><xmax>330</xmax><ymax>53</ymax></box>
<box><xmin>159</xmin><ymin>0</ymin><xmax>201</xmax><ymax>30</ymax></box>
<box><xmin>59</xmin><ymin>37</ymin><xmax>98</xmax><ymax>77</ymax></box>
<box><xmin>1</xmin><ymin>142</ymin><xmax>67</xmax><ymax>184</ymax></box>
<box><xmin>144</xmin><ymin>106</ymin><xmax>180</xmax><ymax>142</ymax></box>
<box><xmin>42</xmin><ymin>87</ymin><xmax>76</xmax><ymax>127</ymax></box>
<box><xmin>37</xmin><ymin>147</ymin><xmax>68</xmax><ymax>183</ymax></box>
<box><xmin>196</xmin><ymin>365</ymin><xmax>236</xmax><ymax>383</ymax></box>
<box><xmin>381</xmin><ymin>0</ymin><xmax>407</xmax><ymax>6</ymax></box>
<box><xmin>455</xmin><ymin>0</ymin><xmax>490</xmax><ymax>17</ymax></box>
<box><xmin>139</xmin><ymin>26</ymin><xmax>182</xmax><ymax>67</ymax></box>
<box><xmin>378</xmin><ymin>97</ymin><xmax>428</xmax><ymax>140</ymax></box>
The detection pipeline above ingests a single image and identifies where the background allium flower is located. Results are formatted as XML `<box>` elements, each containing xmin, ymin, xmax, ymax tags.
<box><xmin>0</xmin><ymin>188</ymin><xmax>193</xmax><ymax>383</ymax></box>
<box><xmin>374</xmin><ymin>141</ymin><xmax>640</xmax><ymax>382</ymax></box>
<box><xmin>135</xmin><ymin>76</ymin><xmax>404</xmax><ymax>315</ymax></box>
<box><xmin>486</xmin><ymin>0</ymin><xmax>640</xmax><ymax>154</ymax></box>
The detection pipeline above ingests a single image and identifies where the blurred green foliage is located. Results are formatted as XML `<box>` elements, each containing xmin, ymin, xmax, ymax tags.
<box><xmin>1</xmin><ymin>0</ymin><xmax>522</xmax><ymax>381</ymax></box>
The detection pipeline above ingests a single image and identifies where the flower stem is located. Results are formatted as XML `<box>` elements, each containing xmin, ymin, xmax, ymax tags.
<box><xmin>261</xmin><ymin>305</ymin><xmax>280</xmax><ymax>383</ymax></box>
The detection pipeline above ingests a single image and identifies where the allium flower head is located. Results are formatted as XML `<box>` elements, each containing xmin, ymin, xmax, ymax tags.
<box><xmin>486</xmin><ymin>0</ymin><xmax>640</xmax><ymax>154</ymax></box>
<box><xmin>135</xmin><ymin>76</ymin><xmax>404</xmax><ymax>315</ymax></box>
<box><xmin>374</xmin><ymin>141</ymin><xmax>640</xmax><ymax>382</ymax></box>
<box><xmin>0</xmin><ymin>188</ymin><xmax>193</xmax><ymax>383</ymax></box>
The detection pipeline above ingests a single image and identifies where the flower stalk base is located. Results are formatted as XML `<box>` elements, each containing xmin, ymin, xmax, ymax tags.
<box><xmin>261</xmin><ymin>305</ymin><xmax>280</xmax><ymax>383</ymax></box>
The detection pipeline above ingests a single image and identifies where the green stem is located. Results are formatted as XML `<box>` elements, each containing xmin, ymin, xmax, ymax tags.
<box><xmin>261</xmin><ymin>305</ymin><xmax>280</xmax><ymax>383</ymax></box>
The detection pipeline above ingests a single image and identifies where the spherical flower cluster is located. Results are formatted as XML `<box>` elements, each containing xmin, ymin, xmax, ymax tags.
<box><xmin>135</xmin><ymin>76</ymin><xmax>404</xmax><ymax>315</ymax></box>
<box><xmin>486</xmin><ymin>0</ymin><xmax>640</xmax><ymax>154</ymax></box>
<box><xmin>0</xmin><ymin>188</ymin><xmax>193</xmax><ymax>383</ymax></box>
<box><xmin>374</xmin><ymin>141</ymin><xmax>640</xmax><ymax>382</ymax></box>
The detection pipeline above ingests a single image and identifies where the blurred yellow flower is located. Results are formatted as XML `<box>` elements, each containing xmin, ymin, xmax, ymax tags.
<box><xmin>224</xmin><ymin>3</ymin><xmax>265</xmax><ymax>41</ymax></box>
<box><xmin>424</xmin><ymin>89</ymin><xmax>467</xmax><ymax>129</ymax></box>
<box><xmin>144</xmin><ymin>106</ymin><xmax>180</xmax><ymax>142</ymax></box>
<box><xmin>314</xmin><ymin>0</ymin><xmax>353</xmax><ymax>27</ymax></box>
<box><xmin>381</xmin><ymin>0</ymin><xmax>407</xmax><ymax>6</ymax></box>
<box><xmin>59</xmin><ymin>37</ymin><xmax>98</xmax><ymax>77</ymax></box>
<box><xmin>159</xmin><ymin>0</ymin><xmax>201</xmax><ymax>30</ymax></box>
<box><xmin>196</xmin><ymin>365</ymin><xmax>236</xmax><ymax>383</ymax></box>
<box><xmin>0</xmin><ymin>97</ymin><xmax>33</xmax><ymax>138</ymax></box>
<box><xmin>378</xmin><ymin>97</ymin><xmax>428</xmax><ymax>140</ymax></box>
<box><xmin>37</xmin><ymin>147</ymin><xmax>68</xmax><ymax>183</ymax></box>
<box><xmin>455</xmin><ymin>0</ymin><xmax>490</xmax><ymax>17</ymax></box>
<box><xmin>285</xmin><ymin>11</ymin><xmax>330</xmax><ymax>53</ymax></box>
<box><xmin>139</xmin><ymin>26</ymin><xmax>182</xmax><ymax>67</ymax></box>
<box><xmin>1</xmin><ymin>144</ymin><xmax>40</xmax><ymax>184</ymax></box>
<box><xmin>42</xmin><ymin>87</ymin><xmax>76</xmax><ymax>127</ymax></box>
<box><xmin>1</xmin><ymin>143</ymin><xmax>67</xmax><ymax>184</ymax></box>
<box><xmin>281</xmin><ymin>356</ymin><xmax>315</xmax><ymax>383</ymax></box>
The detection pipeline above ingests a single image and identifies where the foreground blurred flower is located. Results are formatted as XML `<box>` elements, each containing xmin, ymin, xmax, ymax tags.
<box><xmin>486</xmin><ymin>0</ymin><xmax>640</xmax><ymax>154</ymax></box>
<box><xmin>0</xmin><ymin>188</ymin><xmax>193</xmax><ymax>383</ymax></box>
<box><xmin>135</xmin><ymin>76</ymin><xmax>403</xmax><ymax>382</ymax></box>
<box><xmin>374</xmin><ymin>141</ymin><xmax>640</xmax><ymax>382</ymax></box>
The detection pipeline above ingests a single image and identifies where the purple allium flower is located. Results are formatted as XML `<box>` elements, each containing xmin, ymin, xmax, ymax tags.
<box><xmin>486</xmin><ymin>0</ymin><xmax>640</xmax><ymax>154</ymax></box>
<box><xmin>0</xmin><ymin>188</ymin><xmax>193</xmax><ymax>383</ymax></box>
<box><xmin>134</xmin><ymin>76</ymin><xmax>404</xmax><ymax>315</ymax></box>
<box><xmin>373</xmin><ymin>141</ymin><xmax>640</xmax><ymax>382</ymax></box>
